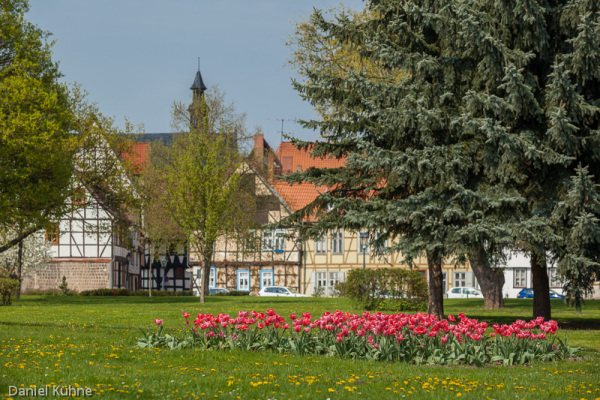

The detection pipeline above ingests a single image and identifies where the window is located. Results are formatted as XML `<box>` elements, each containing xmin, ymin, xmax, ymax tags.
<box><xmin>316</xmin><ymin>272</ymin><xmax>327</xmax><ymax>289</ymax></box>
<box><xmin>454</xmin><ymin>272</ymin><xmax>466</xmax><ymax>287</ymax></box>
<box><xmin>332</xmin><ymin>231</ymin><xmax>344</xmax><ymax>254</ymax></box>
<box><xmin>209</xmin><ymin>267</ymin><xmax>216</xmax><ymax>288</ymax></box>
<box><xmin>274</xmin><ymin>230</ymin><xmax>286</xmax><ymax>251</ymax></box>
<box><xmin>315</xmin><ymin>235</ymin><xmax>327</xmax><ymax>255</ymax></box>
<box><xmin>237</xmin><ymin>270</ymin><xmax>250</xmax><ymax>291</ymax></box>
<box><xmin>328</xmin><ymin>271</ymin><xmax>343</xmax><ymax>296</ymax></box>
<box><xmin>71</xmin><ymin>188</ymin><xmax>86</xmax><ymax>205</ymax></box>
<box><xmin>260</xmin><ymin>270</ymin><xmax>273</xmax><ymax>289</ymax></box>
<box><xmin>262</xmin><ymin>229</ymin><xmax>286</xmax><ymax>252</ymax></box>
<box><xmin>45</xmin><ymin>223</ymin><xmax>59</xmax><ymax>245</ymax></box>
<box><xmin>514</xmin><ymin>268</ymin><xmax>527</xmax><ymax>288</ymax></box>
<box><xmin>313</xmin><ymin>271</ymin><xmax>345</xmax><ymax>296</ymax></box>
<box><xmin>175</xmin><ymin>267</ymin><xmax>184</xmax><ymax>279</ymax></box>
<box><xmin>196</xmin><ymin>267</ymin><xmax>216</xmax><ymax>288</ymax></box>
<box><xmin>373</xmin><ymin>231</ymin><xmax>387</xmax><ymax>255</ymax></box>
<box><xmin>548</xmin><ymin>269</ymin><xmax>561</xmax><ymax>288</ymax></box>
<box><xmin>451</xmin><ymin>288</ymin><xmax>461</xmax><ymax>294</ymax></box>
<box><xmin>262</xmin><ymin>230</ymin><xmax>273</xmax><ymax>251</ymax></box>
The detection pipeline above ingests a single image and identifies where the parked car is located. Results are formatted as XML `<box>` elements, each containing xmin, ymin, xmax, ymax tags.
<box><xmin>208</xmin><ymin>288</ymin><xmax>230</xmax><ymax>295</ymax></box>
<box><xmin>446</xmin><ymin>287</ymin><xmax>484</xmax><ymax>299</ymax></box>
<box><xmin>257</xmin><ymin>286</ymin><xmax>310</xmax><ymax>297</ymax></box>
<box><xmin>516</xmin><ymin>288</ymin><xmax>565</xmax><ymax>299</ymax></box>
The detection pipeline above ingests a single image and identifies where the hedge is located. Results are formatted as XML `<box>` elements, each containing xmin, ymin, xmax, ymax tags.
<box><xmin>346</xmin><ymin>268</ymin><xmax>428</xmax><ymax>312</ymax></box>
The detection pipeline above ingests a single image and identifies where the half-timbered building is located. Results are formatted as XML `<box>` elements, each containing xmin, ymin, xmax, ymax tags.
<box><xmin>189</xmin><ymin>134</ymin><xmax>301</xmax><ymax>294</ymax></box>
<box><xmin>21</xmin><ymin>179</ymin><xmax>144</xmax><ymax>292</ymax></box>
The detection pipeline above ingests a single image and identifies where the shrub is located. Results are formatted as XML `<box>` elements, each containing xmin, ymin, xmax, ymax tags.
<box><xmin>79</xmin><ymin>289</ymin><xmax>195</xmax><ymax>297</ymax></box>
<box><xmin>59</xmin><ymin>276</ymin><xmax>69</xmax><ymax>295</ymax></box>
<box><xmin>333</xmin><ymin>281</ymin><xmax>347</xmax><ymax>297</ymax></box>
<box><xmin>221</xmin><ymin>290</ymin><xmax>250</xmax><ymax>296</ymax></box>
<box><xmin>346</xmin><ymin>268</ymin><xmax>428</xmax><ymax>312</ymax></box>
<box><xmin>22</xmin><ymin>289</ymin><xmax>68</xmax><ymax>296</ymax></box>
<box><xmin>0</xmin><ymin>271</ymin><xmax>19</xmax><ymax>305</ymax></box>
<box><xmin>312</xmin><ymin>286</ymin><xmax>325</xmax><ymax>297</ymax></box>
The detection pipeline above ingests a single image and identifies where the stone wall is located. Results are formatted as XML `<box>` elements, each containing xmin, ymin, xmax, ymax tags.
<box><xmin>21</xmin><ymin>261</ymin><xmax>110</xmax><ymax>292</ymax></box>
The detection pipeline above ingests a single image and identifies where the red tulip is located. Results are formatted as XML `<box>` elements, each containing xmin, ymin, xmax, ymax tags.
<box><xmin>154</xmin><ymin>319</ymin><xmax>163</xmax><ymax>325</ymax></box>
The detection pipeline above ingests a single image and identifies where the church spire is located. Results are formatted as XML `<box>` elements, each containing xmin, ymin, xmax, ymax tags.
<box><xmin>190</xmin><ymin>69</ymin><xmax>207</xmax><ymax>94</ymax></box>
<box><xmin>190</xmin><ymin>58</ymin><xmax>207</xmax><ymax>98</ymax></box>
<box><xmin>189</xmin><ymin>61</ymin><xmax>207</xmax><ymax>130</ymax></box>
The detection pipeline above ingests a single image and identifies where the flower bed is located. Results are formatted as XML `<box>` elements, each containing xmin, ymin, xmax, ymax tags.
<box><xmin>137</xmin><ymin>310</ymin><xmax>580</xmax><ymax>366</ymax></box>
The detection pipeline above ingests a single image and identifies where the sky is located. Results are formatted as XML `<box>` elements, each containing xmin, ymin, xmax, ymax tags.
<box><xmin>27</xmin><ymin>0</ymin><xmax>365</xmax><ymax>149</ymax></box>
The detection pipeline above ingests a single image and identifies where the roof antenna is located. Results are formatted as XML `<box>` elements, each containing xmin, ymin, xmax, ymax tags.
<box><xmin>269</xmin><ymin>118</ymin><xmax>298</xmax><ymax>144</ymax></box>
<box><xmin>198</xmin><ymin>57</ymin><xmax>201</xmax><ymax>71</ymax></box>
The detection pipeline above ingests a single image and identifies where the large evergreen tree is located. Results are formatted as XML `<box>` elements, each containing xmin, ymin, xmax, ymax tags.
<box><xmin>285</xmin><ymin>0</ymin><xmax>600</xmax><ymax>320</ymax></box>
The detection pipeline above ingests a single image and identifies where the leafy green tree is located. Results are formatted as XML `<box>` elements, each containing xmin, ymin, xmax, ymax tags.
<box><xmin>285</xmin><ymin>0</ymin><xmax>600</xmax><ymax>319</ymax></box>
<box><xmin>0</xmin><ymin>1</ymin><xmax>141</xmax><ymax>254</ymax></box>
<box><xmin>153</xmin><ymin>89</ymin><xmax>252</xmax><ymax>303</ymax></box>
<box><xmin>0</xmin><ymin>0</ymin><xmax>75</xmax><ymax>252</ymax></box>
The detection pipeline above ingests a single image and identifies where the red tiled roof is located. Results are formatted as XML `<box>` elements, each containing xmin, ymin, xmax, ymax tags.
<box><xmin>276</xmin><ymin>142</ymin><xmax>346</xmax><ymax>171</ymax></box>
<box><xmin>273</xmin><ymin>142</ymin><xmax>346</xmax><ymax>216</ymax></box>
<box><xmin>121</xmin><ymin>142</ymin><xmax>150</xmax><ymax>175</ymax></box>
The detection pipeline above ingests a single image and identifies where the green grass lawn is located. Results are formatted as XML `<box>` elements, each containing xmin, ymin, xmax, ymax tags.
<box><xmin>1</xmin><ymin>296</ymin><xmax>599</xmax><ymax>399</ymax></box>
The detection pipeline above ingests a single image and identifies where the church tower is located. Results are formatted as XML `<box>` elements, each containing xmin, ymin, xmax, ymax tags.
<box><xmin>189</xmin><ymin>67</ymin><xmax>207</xmax><ymax>129</ymax></box>
<box><xmin>187</xmin><ymin>66</ymin><xmax>238</xmax><ymax>152</ymax></box>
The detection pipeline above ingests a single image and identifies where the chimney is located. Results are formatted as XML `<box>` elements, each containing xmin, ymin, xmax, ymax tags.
<box><xmin>254</xmin><ymin>133</ymin><xmax>264</xmax><ymax>169</ymax></box>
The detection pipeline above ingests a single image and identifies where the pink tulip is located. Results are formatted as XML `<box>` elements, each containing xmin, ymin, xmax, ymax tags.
<box><xmin>154</xmin><ymin>319</ymin><xmax>163</xmax><ymax>325</ymax></box>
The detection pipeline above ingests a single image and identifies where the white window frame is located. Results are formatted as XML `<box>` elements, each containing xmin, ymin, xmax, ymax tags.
<box><xmin>260</xmin><ymin>270</ymin><xmax>273</xmax><ymax>289</ymax></box>
<box><xmin>209</xmin><ymin>267</ymin><xmax>216</xmax><ymax>289</ymax></box>
<box><xmin>327</xmin><ymin>271</ymin><xmax>342</xmax><ymax>296</ymax></box>
<box><xmin>454</xmin><ymin>272</ymin><xmax>466</xmax><ymax>287</ymax></box>
<box><xmin>237</xmin><ymin>270</ymin><xmax>250</xmax><ymax>291</ymax></box>
<box><xmin>274</xmin><ymin>229</ymin><xmax>286</xmax><ymax>251</ymax></box>
<box><xmin>262</xmin><ymin>229</ymin><xmax>286</xmax><ymax>252</ymax></box>
<box><xmin>261</xmin><ymin>230</ymin><xmax>273</xmax><ymax>252</ymax></box>
<box><xmin>332</xmin><ymin>231</ymin><xmax>344</xmax><ymax>255</ymax></box>
<box><xmin>514</xmin><ymin>268</ymin><xmax>527</xmax><ymax>288</ymax></box>
<box><xmin>316</xmin><ymin>272</ymin><xmax>327</xmax><ymax>289</ymax></box>
<box><xmin>373</xmin><ymin>231</ymin><xmax>387</xmax><ymax>255</ymax></box>
<box><xmin>315</xmin><ymin>235</ymin><xmax>327</xmax><ymax>255</ymax></box>
<box><xmin>548</xmin><ymin>268</ymin><xmax>561</xmax><ymax>288</ymax></box>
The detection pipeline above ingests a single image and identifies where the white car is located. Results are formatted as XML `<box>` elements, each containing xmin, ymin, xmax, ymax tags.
<box><xmin>257</xmin><ymin>286</ymin><xmax>310</xmax><ymax>297</ymax></box>
<box><xmin>446</xmin><ymin>287</ymin><xmax>483</xmax><ymax>299</ymax></box>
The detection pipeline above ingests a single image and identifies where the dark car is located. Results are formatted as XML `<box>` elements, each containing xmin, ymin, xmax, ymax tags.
<box><xmin>208</xmin><ymin>288</ymin><xmax>230</xmax><ymax>295</ymax></box>
<box><xmin>517</xmin><ymin>288</ymin><xmax>564</xmax><ymax>299</ymax></box>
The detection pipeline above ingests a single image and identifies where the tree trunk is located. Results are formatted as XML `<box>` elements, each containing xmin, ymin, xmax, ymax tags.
<box><xmin>16</xmin><ymin>241</ymin><xmax>23</xmax><ymax>300</ymax></box>
<box><xmin>199</xmin><ymin>258</ymin><xmax>206</xmax><ymax>304</ymax></box>
<box><xmin>531</xmin><ymin>250</ymin><xmax>551</xmax><ymax>320</ymax></box>
<box><xmin>426</xmin><ymin>249</ymin><xmax>444</xmax><ymax>320</ymax></box>
<box><xmin>200</xmin><ymin>253</ymin><xmax>213</xmax><ymax>304</ymax></box>
<box><xmin>148</xmin><ymin>247</ymin><xmax>152</xmax><ymax>297</ymax></box>
<box><xmin>468</xmin><ymin>244</ymin><xmax>505</xmax><ymax>309</ymax></box>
